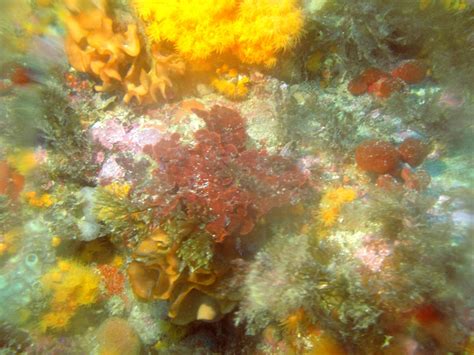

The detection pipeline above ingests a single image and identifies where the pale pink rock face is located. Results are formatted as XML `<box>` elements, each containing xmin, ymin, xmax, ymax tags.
<box><xmin>438</xmin><ymin>90</ymin><xmax>465</xmax><ymax>109</ymax></box>
<box><xmin>297</xmin><ymin>155</ymin><xmax>320</xmax><ymax>176</ymax></box>
<box><xmin>98</xmin><ymin>156</ymin><xmax>125</xmax><ymax>183</ymax></box>
<box><xmin>91</xmin><ymin>119</ymin><xmax>127</xmax><ymax>150</ymax></box>
<box><xmin>121</xmin><ymin>125</ymin><xmax>166</xmax><ymax>153</ymax></box>
<box><xmin>355</xmin><ymin>235</ymin><xmax>391</xmax><ymax>273</ymax></box>
<box><xmin>34</xmin><ymin>148</ymin><xmax>48</xmax><ymax>164</ymax></box>
<box><xmin>91</xmin><ymin>119</ymin><xmax>167</xmax><ymax>153</ymax></box>
<box><xmin>92</xmin><ymin>119</ymin><xmax>168</xmax><ymax>184</ymax></box>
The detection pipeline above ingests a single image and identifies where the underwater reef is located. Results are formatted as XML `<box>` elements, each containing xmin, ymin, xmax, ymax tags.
<box><xmin>0</xmin><ymin>0</ymin><xmax>473</xmax><ymax>354</ymax></box>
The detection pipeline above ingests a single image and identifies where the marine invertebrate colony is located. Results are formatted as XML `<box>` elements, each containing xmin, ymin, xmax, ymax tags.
<box><xmin>127</xmin><ymin>228</ymin><xmax>238</xmax><ymax>325</ymax></box>
<box><xmin>133</xmin><ymin>0</ymin><xmax>304</xmax><ymax>67</ymax></box>
<box><xmin>317</xmin><ymin>186</ymin><xmax>357</xmax><ymax>228</ymax></box>
<box><xmin>40</xmin><ymin>260</ymin><xmax>100</xmax><ymax>332</ymax></box>
<box><xmin>64</xmin><ymin>1</ymin><xmax>185</xmax><ymax>104</ymax></box>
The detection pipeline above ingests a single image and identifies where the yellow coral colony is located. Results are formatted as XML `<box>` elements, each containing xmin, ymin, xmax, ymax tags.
<box><xmin>25</xmin><ymin>191</ymin><xmax>55</xmax><ymax>208</ymax></box>
<box><xmin>7</xmin><ymin>149</ymin><xmax>37</xmax><ymax>176</ymax></box>
<box><xmin>40</xmin><ymin>260</ymin><xmax>100</xmax><ymax>332</ymax></box>
<box><xmin>211</xmin><ymin>65</ymin><xmax>250</xmax><ymax>99</ymax></box>
<box><xmin>133</xmin><ymin>0</ymin><xmax>304</xmax><ymax>68</ymax></box>
<box><xmin>420</xmin><ymin>0</ymin><xmax>468</xmax><ymax>11</ymax></box>
<box><xmin>317</xmin><ymin>187</ymin><xmax>357</xmax><ymax>228</ymax></box>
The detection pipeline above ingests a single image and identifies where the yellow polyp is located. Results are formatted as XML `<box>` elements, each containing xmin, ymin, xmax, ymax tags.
<box><xmin>25</xmin><ymin>191</ymin><xmax>55</xmax><ymax>208</ymax></box>
<box><xmin>0</xmin><ymin>243</ymin><xmax>7</xmax><ymax>255</ymax></box>
<box><xmin>104</xmin><ymin>182</ymin><xmax>131</xmax><ymax>199</ymax></box>
<box><xmin>40</xmin><ymin>311</ymin><xmax>73</xmax><ymax>332</ymax></box>
<box><xmin>227</xmin><ymin>68</ymin><xmax>239</xmax><ymax>78</ymax></box>
<box><xmin>133</xmin><ymin>0</ymin><xmax>303</xmax><ymax>67</ymax></box>
<box><xmin>305</xmin><ymin>329</ymin><xmax>346</xmax><ymax>355</ymax></box>
<box><xmin>7</xmin><ymin>150</ymin><xmax>36</xmax><ymax>176</ymax></box>
<box><xmin>443</xmin><ymin>0</ymin><xmax>467</xmax><ymax>10</ymax></box>
<box><xmin>40</xmin><ymin>260</ymin><xmax>100</xmax><ymax>332</ymax></box>
<box><xmin>316</xmin><ymin>187</ymin><xmax>357</xmax><ymax>228</ymax></box>
<box><xmin>112</xmin><ymin>255</ymin><xmax>124</xmax><ymax>267</ymax></box>
<box><xmin>57</xmin><ymin>260</ymin><xmax>72</xmax><ymax>272</ymax></box>
<box><xmin>18</xmin><ymin>308</ymin><xmax>32</xmax><ymax>324</ymax></box>
<box><xmin>36</xmin><ymin>0</ymin><xmax>52</xmax><ymax>6</ymax></box>
<box><xmin>320</xmin><ymin>206</ymin><xmax>339</xmax><ymax>227</ymax></box>
<box><xmin>420</xmin><ymin>0</ymin><xmax>468</xmax><ymax>10</ymax></box>
<box><xmin>420</xmin><ymin>0</ymin><xmax>431</xmax><ymax>10</ymax></box>
<box><xmin>51</xmin><ymin>236</ymin><xmax>62</xmax><ymax>248</ymax></box>
<box><xmin>0</xmin><ymin>229</ymin><xmax>22</xmax><ymax>256</ymax></box>
<box><xmin>211</xmin><ymin>77</ymin><xmax>249</xmax><ymax>100</ymax></box>
<box><xmin>305</xmin><ymin>51</ymin><xmax>324</xmax><ymax>74</ymax></box>
<box><xmin>280</xmin><ymin>308</ymin><xmax>306</xmax><ymax>336</ymax></box>
<box><xmin>211</xmin><ymin>66</ymin><xmax>250</xmax><ymax>99</ymax></box>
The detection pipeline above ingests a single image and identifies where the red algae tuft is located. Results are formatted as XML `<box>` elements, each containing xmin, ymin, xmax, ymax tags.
<box><xmin>355</xmin><ymin>140</ymin><xmax>400</xmax><ymax>174</ymax></box>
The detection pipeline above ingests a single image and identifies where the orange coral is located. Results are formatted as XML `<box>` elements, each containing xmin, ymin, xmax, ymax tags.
<box><xmin>40</xmin><ymin>259</ymin><xmax>100</xmax><ymax>332</ymax></box>
<box><xmin>317</xmin><ymin>187</ymin><xmax>357</xmax><ymax>228</ymax></box>
<box><xmin>133</xmin><ymin>0</ymin><xmax>303</xmax><ymax>68</ymax></box>
<box><xmin>24</xmin><ymin>191</ymin><xmax>54</xmax><ymax>207</ymax></box>
<box><xmin>279</xmin><ymin>309</ymin><xmax>346</xmax><ymax>354</ymax></box>
<box><xmin>63</xmin><ymin>3</ymin><xmax>184</xmax><ymax>104</ymax></box>
<box><xmin>127</xmin><ymin>228</ymin><xmax>237</xmax><ymax>325</ymax></box>
<box><xmin>0</xmin><ymin>229</ymin><xmax>22</xmax><ymax>256</ymax></box>
<box><xmin>0</xmin><ymin>160</ymin><xmax>24</xmax><ymax>201</ymax></box>
<box><xmin>211</xmin><ymin>65</ymin><xmax>250</xmax><ymax>99</ymax></box>
<box><xmin>280</xmin><ymin>308</ymin><xmax>307</xmax><ymax>336</ymax></box>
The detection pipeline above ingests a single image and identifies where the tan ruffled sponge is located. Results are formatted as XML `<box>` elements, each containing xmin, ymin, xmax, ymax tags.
<box><xmin>63</xmin><ymin>2</ymin><xmax>184</xmax><ymax>104</ymax></box>
<box><xmin>127</xmin><ymin>228</ymin><xmax>236</xmax><ymax>325</ymax></box>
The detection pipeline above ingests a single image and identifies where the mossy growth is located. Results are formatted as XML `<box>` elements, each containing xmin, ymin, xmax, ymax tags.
<box><xmin>176</xmin><ymin>230</ymin><xmax>214</xmax><ymax>272</ymax></box>
<box><xmin>162</xmin><ymin>215</ymin><xmax>215</xmax><ymax>272</ymax></box>
<box><xmin>305</xmin><ymin>0</ymin><xmax>473</xmax><ymax>84</ymax></box>
<box><xmin>236</xmin><ymin>231</ymin><xmax>381</xmax><ymax>342</ymax></box>
<box><xmin>339</xmin><ymin>187</ymin><xmax>474</xmax><ymax>312</ymax></box>
<box><xmin>94</xmin><ymin>183</ymin><xmax>153</xmax><ymax>244</ymax></box>
<box><xmin>0</xmin><ymin>195</ymin><xmax>19</xmax><ymax>233</ymax></box>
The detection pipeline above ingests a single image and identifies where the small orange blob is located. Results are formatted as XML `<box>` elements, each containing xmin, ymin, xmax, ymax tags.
<box><xmin>0</xmin><ymin>161</ymin><xmax>9</xmax><ymax>194</ymax></box>
<box><xmin>51</xmin><ymin>236</ymin><xmax>62</xmax><ymax>248</ymax></box>
<box><xmin>0</xmin><ymin>243</ymin><xmax>7</xmax><ymax>255</ymax></box>
<box><xmin>376</xmin><ymin>174</ymin><xmax>400</xmax><ymax>191</ymax></box>
<box><xmin>355</xmin><ymin>140</ymin><xmax>400</xmax><ymax>174</ymax></box>
<box><xmin>391</xmin><ymin>60</ymin><xmax>427</xmax><ymax>84</ymax></box>
<box><xmin>348</xmin><ymin>78</ymin><xmax>367</xmax><ymax>95</ymax></box>
<box><xmin>413</xmin><ymin>304</ymin><xmax>443</xmax><ymax>325</ymax></box>
<box><xmin>399</xmin><ymin>138</ymin><xmax>429</xmax><ymax>167</ymax></box>
<box><xmin>10</xmin><ymin>66</ymin><xmax>32</xmax><ymax>85</ymax></box>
